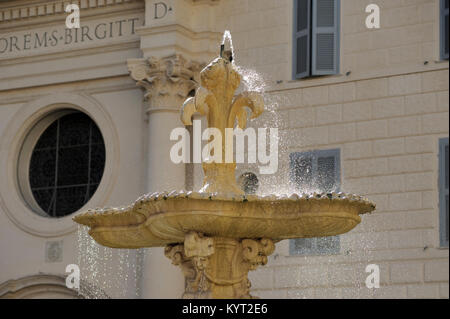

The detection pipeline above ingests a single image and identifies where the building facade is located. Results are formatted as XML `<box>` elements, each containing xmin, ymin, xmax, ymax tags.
<box><xmin>0</xmin><ymin>0</ymin><xmax>448</xmax><ymax>299</ymax></box>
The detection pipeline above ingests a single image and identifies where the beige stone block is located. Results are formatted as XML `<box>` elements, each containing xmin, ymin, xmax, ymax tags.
<box><xmin>254</xmin><ymin>289</ymin><xmax>287</xmax><ymax>299</ymax></box>
<box><xmin>388</xmin><ymin>116</ymin><xmax>421</xmax><ymax>137</ymax></box>
<box><xmin>373</xmin><ymin>138</ymin><xmax>405</xmax><ymax>156</ymax></box>
<box><xmin>384</xmin><ymin>5</ymin><xmax>420</xmax><ymax>28</ymax></box>
<box><xmin>342</xmin><ymin>231</ymin><xmax>390</xmax><ymax>251</ymax></box>
<box><xmin>436</xmin><ymin>91</ymin><xmax>449</xmax><ymax>111</ymax></box>
<box><xmin>389</xmin><ymin>192</ymin><xmax>422</xmax><ymax>211</ymax></box>
<box><xmin>405</xmin><ymin>135</ymin><xmax>435</xmax><ymax>153</ymax></box>
<box><xmin>274</xmin><ymin>265</ymin><xmax>329</xmax><ymax>288</ymax></box>
<box><xmin>302</xmin><ymin>86</ymin><xmax>329</xmax><ymax>107</ymax></box>
<box><xmin>357</xmin><ymin>120</ymin><xmax>388</xmax><ymax>140</ymax></box>
<box><xmin>407</xmin><ymin>284</ymin><xmax>439</xmax><ymax>298</ymax></box>
<box><xmin>422</xmin><ymin>70</ymin><xmax>449</xmax><ymax>92</ymax></box>
<box><xmin>343</xmin><ymin>101</ymin><xmax>372</xmax><ymax>122</ymax></box>
<box><xmin>372</xmin><ymin>285</ymin><xmax>407</xmax><ymax>299</ymax></box>
<box><xmin>278</xmin><ymin>90</ymin><xmax>302</xmax><ymax>109</ymax></box>
<box><xmin>344</xmin><ymin>32</ymin><xmax>372</xmax><ymax>53</ymax></box>
<box><xmin>422</xmin><ymin>112</ymin><xmax>449</xmax><ymax>134</ymax></box>
<box><xmin>425</xmin><ymin>260</ymin><xmax>449</xmax><ymax>282</ymax></box>
<box><xmin>329</xmin><ymin>123</ymin><xmax>356</xmax><ymax>143</ymax></box>
<box><xmin>421</xmin><ymin>153</ymin><xmax>435</xmax><ymax>171</ymax></box>
<box><xmin>440</xmin><ymin>283</ymin><xmax>449</xmax><ymax>298</ymax></box>
<box><xmin>247</xmin><ymin>26</ymin><xmax>289</xmax><ymax>48</ymax></box>
<box><xmin>342</xmin><ymin>141</ymin><xmax>373</xmax><ymax>159</ymax></box>
<box><xmin>356</xmin><ymin>78</ymin><xmax>388</xmax><ymax>100</ymax></box>
<box><xmin>360</xmin><ymin>212</ymin><xmax>404</xmax><ymax>232</ymax></box>
<box><xmin>298</xmin><ymin>126</ymin><xmax>329</xmax><ymax>147</ymax></box>
<box><xmin>286</xmin><ymin>288</ymin><xmax>315</xmax><ymax>299</ymax></box>
<box><xmin>366</xmin><ymin>194</ymin><xmax>389</xmax><ymax>212</ymax></box>
<box><xmin>421</xmin><ymin>41</ymin><xmax>435</xmax><ymax>62</ymax></box>
<box><xmin>316</xmin><ymin>104</ymin><xmax>342</xmax><ymax>125</ymax></box>
<box><xmin>389</xmin><ymin>229</ymin><xmax>425</xmax><ymax>249</ymax></box>
<box><xmin>405</xmin><ymin>172</ymin><xmax>434</xmax><ymax>191</ymax></box>
<box><xmin>248</xmin><ymin>0</ymin><xmax>280</xmax><ymax>11</ymax></box>
<box><xmin>390</xmin><ymin>262</ymin><xmax>423</xmax><ymax>284</ymax></box>
<box><xmin>248</xmin><ymin>268</ymin><xmax>274</xmax><ymax>289</ymax></box>
<box><xmin>314</xmin><ymin>287</ymin><xmax>342</xmax><ymax>299</ymax></box>
<box><xmin>388</xmin><ymin>44</ymin><xmax>422</xmax><ymax>66</ymax></box>
<box><xmin>353</xmin><ymin>158</ymin><xmax>388</xmax><ymax>177</ymax></box>
<box><xmin>405</xmin><ymin>92</ymin><xmax>437</xmax><ymax>115</ymax></box>
<box><xmin>372</xmin><ymin>97</ymin><xmax>405</xmax><ymax>119</ymax></box>
<box><xmin>341</xmin><ymin>286</ymin><xmax>374</xmax><ymax>299</ymax></box>
<box><xmin>343</xmin><ymin>160</ymin><xmax>356</xmax><ymax>178</ymax></box>
<box><xmin>354</xmin><ymin>49</ymin><xmax>389</xmax><ymax>71</ymax></box>
<box><xmin>420</xmin><ymin>2</ymin><xmax>437</xmax><ymax>23</ymax></box>
<box><xmin>372</xmin><ymin>175</ymin><xmax>405</xmax><ymax>194</ymax></box>
<box><xmin>261</xmin><ymin>7</ymin><xmax>288</xmax><ymax>28</ymax></box>
<box><xmin>342</xmin><ymin>12</ymin><xmax>367</xmax><ymax>34</ymax></box>
<box><xmin>344</xmin><ymin>177</ymin><xmax>372</xmax><ymax>195</ymax></box>
<box><xmin>389</xmin><ymin>74</ymin><xmax>421</xmax><ymax>96</ymax></box>
<box><xmin>328</xmin><ymin>263</ymin><xmax>368</xmax><ymax>287</ymax></box>
<box><xmin>328</xmin><ymin>82</ymin><xmax>356</xmax><ymax>104</ymax></box>
<box><xmin>288</xmin><ymin>107</ymin><xmax>315</xmax><ymax>128</ymax></box>
<box><xmin>421</xmin><ymin>190</ymin><xmax>436</xmax><ymax>209</ymax></box>
<box><xmin>403</xmin><ymin>210</ymin><xmax>435</xmax><ymax>229</ymax></box>
<box><xmin>371</xmin><ymin>28</ymin><xmax>405</xmax><ymax>50</ymax></box>
<box><xmin>388</xmin><ymin>154</ymin><xmax>422</xmax><ymax>174</ymax></box>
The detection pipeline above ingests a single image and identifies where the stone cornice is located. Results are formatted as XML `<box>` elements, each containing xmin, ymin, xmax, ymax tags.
<box><xmin>0</xmin><ymin>0</ymin><xmax>141</xmax><ymax>24</ymax></box>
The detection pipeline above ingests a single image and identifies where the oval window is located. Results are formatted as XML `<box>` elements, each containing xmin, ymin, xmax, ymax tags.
<box><xmin>25</xmin><ymin>112</ymin><xmax>105</xmax><ymax>218</ymax></box>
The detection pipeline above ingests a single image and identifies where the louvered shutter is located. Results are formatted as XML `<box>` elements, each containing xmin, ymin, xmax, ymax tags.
<box><xmin>439</xmin><ymin>138</ymin><xmax>449</xmax><ymax>247</ymax></box>
<box><xmin>312</xmin><ymin>0</ymin><xmax>340</xmax><ymax>75</ymax></box>
<box><xmin>441</xmin><ymin>0</ymin><xmax>449</xmax><ymax>60</ymax></box>
<box><xmin>289</xmin><ymin>149</ymin><xmax>341</xmax><ymax>255</ymax></box>
<box><xmin>293</xmin><ymin>0</ymin><xmax>311</xmax><ymax>79</ymax></box>
<box><xmin>290</xmin><ymin>152</ymin><xmax>313</xmax><ymax>190</ymax></box>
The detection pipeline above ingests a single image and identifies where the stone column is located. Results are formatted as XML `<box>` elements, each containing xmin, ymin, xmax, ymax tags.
<box><xmin>128</xmin><ymin>54</ymin><xmax>202</xmax><ymax>298</ymax></box>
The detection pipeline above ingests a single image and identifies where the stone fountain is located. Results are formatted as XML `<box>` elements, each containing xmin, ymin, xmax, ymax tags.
<box><xmin>73</xmin><ymin>45</ymin><xmax>375</xmax><ymax>299</ymax></box>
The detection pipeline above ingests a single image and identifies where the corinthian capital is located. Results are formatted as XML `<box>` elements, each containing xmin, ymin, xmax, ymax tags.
<box><xmin>127</xmin><ymin>54</ymin><xmax>203</xmax><ymax>113</ymax></box>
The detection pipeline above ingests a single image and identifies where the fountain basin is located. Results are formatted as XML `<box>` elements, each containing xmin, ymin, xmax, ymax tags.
<box><xmin>73</xmin><ymin>191</ymin><xmax>374</xmax><ymax>249</ymax></box>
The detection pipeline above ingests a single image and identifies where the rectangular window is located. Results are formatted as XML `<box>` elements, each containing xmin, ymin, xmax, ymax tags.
<box><xmin>441</xmin><ymin>0</ymin><xmax>449</xmax><ymax>60</ymax></box>
<box><xmin>289</xmin><ymin>149</ymin><xmax>341</xmax><ymax>255</ymax></box>
<box><xmin>293</xmin><ymin>0</ymin><xmax>340</xmax><ymax>79</ymax></box>
<box><xmin>439</xmin><ymin>138</ymin><xmax>449</xmax><ymax>247</ymax></box>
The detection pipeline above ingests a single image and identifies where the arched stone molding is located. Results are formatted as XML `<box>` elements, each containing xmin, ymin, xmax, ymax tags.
<box><xmin>0</xmin><ymin>93</ymin><xmax>120</xmax><ymax>237</ymax></box>
<box><xmin>0</xmin><ymin>274</ymin><xmax>111</xmax><ymax>299</ymax></box>
<box><xmin>0</xmin><ymin>274</ymin><xmax>80</xmax><ymax>299</ymax></box>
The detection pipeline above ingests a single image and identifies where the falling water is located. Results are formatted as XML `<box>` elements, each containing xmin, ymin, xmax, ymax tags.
<box><xmin>77</xmin><ymin>225</ymin><xmax>141</xmax><ymax>299</ymax></box>
<box><xmin>225</xmin><ymin>30</ymin><xmax>377</xmax><ymax>298</ymax></box>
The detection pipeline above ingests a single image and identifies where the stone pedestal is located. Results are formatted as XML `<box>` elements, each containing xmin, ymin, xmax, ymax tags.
<box><xmin>165</xmin><ymin>233</ymin><xmax>275</xmax><ymax>299</ymax></box>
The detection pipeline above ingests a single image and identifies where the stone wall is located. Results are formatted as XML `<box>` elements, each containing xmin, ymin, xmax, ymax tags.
<box><xmin>213</xmin><ymin>0</ymin><xmax>449</xmax><ymax>298</ymax></box>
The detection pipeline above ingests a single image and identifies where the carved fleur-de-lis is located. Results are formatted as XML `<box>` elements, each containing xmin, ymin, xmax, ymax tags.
<box><xmin>180</xmin><ymin>87</ymin><xmax>217</xmax><ymax>125</ymax></box>
<box><xmin>228</xmin><ymin>91</ymin><xmax>264</xmax><ymax>129</ymax></box>
<box><xmin>180</xmin><ymin>57</ymin><xmax>264</xmax><ymax>131</ymax></box>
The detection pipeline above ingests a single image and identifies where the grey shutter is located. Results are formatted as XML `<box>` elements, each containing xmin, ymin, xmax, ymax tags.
<box><xmin>441</xmin><ymin>0</ymin><xmax>449</xmax><ymax>60</ymax></box>
<box><xmin>312</xmin><ymin>0</ymin><xmax>340</xmax><ymax>75</ymax></box>
<box><xmin>290</xmin><ymin>151</ymin><xmax>313</xmax><ymax>190</ymax></box>
<box><xmin>293</xmin><ymin>0</ymin><xmax>311</xmax><ymax>79</ymax></box>
<box><xmin>316</xmin><ymin>149</ymin><xmax>341</xmax><ymax>192</ymax></box>
<box><xmin>439</xmin><ymin>138</ymin><xmax>449</xmax><ymax>247</ymax></box>
<box><xmin>289</xmin><ymin>149</ymin><xmax>341</xmax><ymax>255</ymax></box>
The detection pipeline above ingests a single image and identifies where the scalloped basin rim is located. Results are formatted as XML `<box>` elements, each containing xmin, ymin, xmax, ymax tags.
<box><xmin>73</xmin><ymin>191</ymin><xmax>375</xmax><ymax>249</ymax></box>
